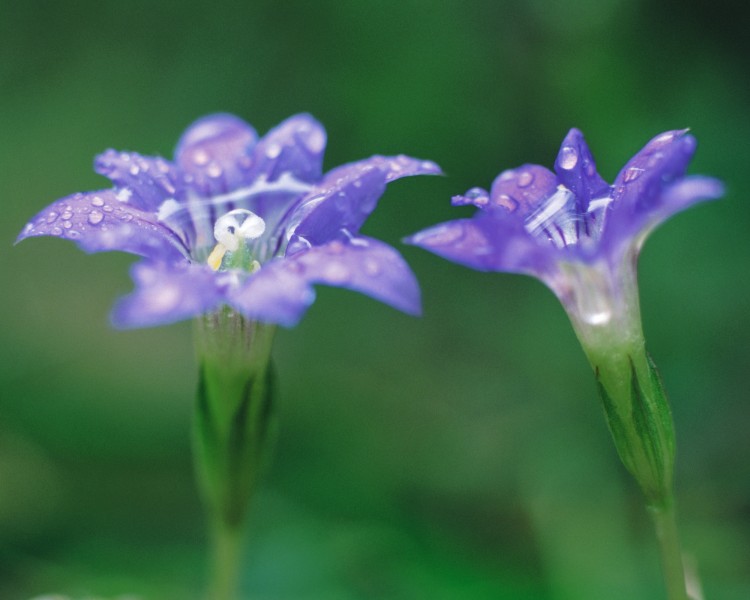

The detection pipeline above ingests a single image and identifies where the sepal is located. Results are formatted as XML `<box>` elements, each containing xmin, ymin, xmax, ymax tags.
<box><xmin>595</xmin><ymin>353</ymin><xmax>676</xmax><ymax>504</ymax></box>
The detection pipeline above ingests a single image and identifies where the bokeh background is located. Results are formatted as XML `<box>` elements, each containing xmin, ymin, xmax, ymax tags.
<box><xmin>1</xmin><ymin>1</ymin><xmax>748</xmax><ymax>598</ymax></box>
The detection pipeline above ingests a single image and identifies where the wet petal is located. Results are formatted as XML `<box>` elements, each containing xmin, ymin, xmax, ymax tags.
<box><xmin>285</xmin><ymin>165</ymin><xmax>387</xmax><ymax>250</ymax></box>
<box><xmin>612</xmin><ymin>129</ymin><xmax>694</xmax><ymax>212</ymax></box>
<box><xmin>452</xmin><ymin>187</ymin><xmax>491</xmax><ymax>209</ymax></box>
<box><xmin>111</xmin><ymin>261</ymin><xmax>224</xmax><ymax>328</ymax></box>
<box><xmin>322</xmin><ymin>154</ymin><xmax>442</xmax><ymax>187</ymax></box>
<box><xmin>230</xmin><ymin>236</ymin><xmax>420</xmax><ymax>326</ymax></box>
<box><xmin>175</xmin><ymin>113</ymin><xmax>259</xmax><ymax>195</ymax></box>
<box><xmin>406</xmin><ymin>213</ymin><xmax>556</xmax><ymax>276</ymax></box>
<box><xmin>489</xmin><ymin>165</ymin><xmax>558</xmax><ymax>215</ymax></box>
<box><xmin>16</xmin><ymin>189</ymin><xmax>188</xmax><ymax>260</ymax></box>
<box><xmin>94</xmin><ymin>150</ymin><xmax>182</xmax><ymax>211</ymax></box>
<box><xmin>249</xmin><ymin>113</ymin><xmax>326</xmax><ymax>184</ymax></box>
<box><xmin>553</xmin><ymin>128</ymin><xmax>610</xmax><ymax>209</ymax></box>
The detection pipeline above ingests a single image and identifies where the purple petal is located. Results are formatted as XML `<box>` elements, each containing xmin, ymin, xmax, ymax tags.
<box><xmin>553</xmin><ymin>128</ymin><xmax>610</xmax><ymax>209</ymax></box>
<box><xmin>230</xmin><ymin>236</ymin><xmax>420</xmax><ymax>326</ymax></box>
<box><xmin>322</xmin><ymin>154</ymin><xmax>442</xmax><ymax>187</ymax></box>
<box><xmin>602</xmin><ymin>175</ymin><xmax>724</xmax><ymax>255</ymax></box>
<box><xmin>16</xmin><ymin>189</ymin><xmax>189</xmax><ymax>260</ymax></box>
<box><xmin>174</xmin><ymin>113</ymin><xmax>259</xmax><ymax>195</ymax></box>
<box><xmin>612</xmin><ymin>129</ymin><xmax>694</xmax><ymax>211</ymax></box>
<box><xmin>285</xmin><ymin>165</ymin><xmax>387</xmax><ymax>250</ymax></box>
<box><xmin>227</xmin><ymin>261</ymin><xmax>316</xmax><ymax>327</ymax></box>
<box><xmin>489</xmin><ymin>165</ymin><xmax>558</xmax><ymax>215</ymax></box>
<box><xmin>406</xmin><ymin>213</ymin><xmax>556</xmax><ymax>276</ymax></box>
<box><xmin>452</xmin><ymin>187</ymin><xmax>491</xmax><ymax>209</ymax></box>
<box><xmin>94</xmin><ymin>150</ymin><xmax>182</xmax><ymax>211</ymax></box>
<box><xmin>111</xmin><ymin>260</ymin><xmax>224</xmax><ymax>328</ymax></box>
<box><xmin>248</xmin><ymin>114</ymin><xmax>326</xmax><ymax>184</ymax></box>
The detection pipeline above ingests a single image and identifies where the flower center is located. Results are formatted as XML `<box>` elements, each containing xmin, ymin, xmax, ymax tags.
<box><xmin>207</xmin><ymin>209</ymin><xmax>265</xmax><ymax>272</ymax></box>
<box><xmin>523</xmin><ymin>185</ymin><xmax>612</xmax><ymax>249</ymax></box>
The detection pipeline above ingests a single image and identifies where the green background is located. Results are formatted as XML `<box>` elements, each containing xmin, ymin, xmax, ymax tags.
<box><xmin>1</xmin><ymin>1</ymin><xmax>748</xmax><ymax>598</ymax></box>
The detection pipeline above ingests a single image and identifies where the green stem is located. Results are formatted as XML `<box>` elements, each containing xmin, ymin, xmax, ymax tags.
<box><xmin>208</xmin><ymin>519</ymin><xmax>244</xmax><ymax>600</ymax></box>
<box><xmin>649</xmin><ymin>500</ymin><xmax>689</xmax><ymax>600</ymax></box>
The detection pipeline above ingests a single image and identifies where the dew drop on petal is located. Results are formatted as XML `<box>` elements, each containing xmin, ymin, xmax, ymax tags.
<box><xmin>63</xmin><ymin>220</ymin><xmax>72</xmax><ymax>229</ymax></box>
<box><xmin>61</xmin><ymin>210</ymin><xmax>73</xmax><ymax>220</ymax></box>
<box><xmin>88</xmin><ymin>210</ymin><xmax>104</xmax><ymax>225</ymax></box>
<box><xmin>91</xmin><ymin>196</ymin><xmax>105</xmax><ymax>207</ymax></box>
<box><xmin>129</xmin><ymin>165</ymin><xmax>140</xmax><ymax>176</ymax></box>
<box><xmin>559</xmin><ymin>146</ymin><xmax>579</xmax><ymax>170</ymax></box>
<box><xmin>193</xmin><ymin>149</ymin><xmax>210</xmax><ymax>166</ymax></box>
<box><xmin>67</xmin><ymin>230</ymin><xmax>80</xmax><ymax>239</ymax></box>
<box><xmin>324</xmin><ymin>262</ymin><xmax>350</xmax><ymax>284</ymax></box>
<box><xmin>623</xmin><ymin>167</ymin><xmax>644</xmax><ymax>182</ymax></box>
<box><xmin>517</xmin><ymin>171</ymin><xmax>534</xmax><ymax>187</ymax></box>
<box><xmin>103</xmin><ymin>204</ymin><xmax>113</xmax><ymax>212</ymax></box>
<box><xmin>364</xmin><ymin>257</ymin><xmax>381</xmax><ymax>276</ymax></box>
<box><xmin>266</xmin><ymin>143</ymin><xmax>282</xmax><ymax>159</ymax></box>
<box><xmin>51</xmin><ymin>227</ymin><xmax>63</xmax><ymax>236</ymax></box>
<box><xmin>46</xmin><ymin>211</ymin><xmax>59</xmax><ymax>223</ymax></box>
<box><xmin>207</xmin><ymin>163</ymin><xmax>222</xmax><ymax>178</ymax></box>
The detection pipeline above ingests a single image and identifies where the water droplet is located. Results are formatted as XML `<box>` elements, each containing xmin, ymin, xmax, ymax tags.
<box><xmin>623</xmin><ymin>167</ymin><xmax>644</xmax><ymax>182</ymax></box>
<box><xmin>207</xmin><ymin>163</ymin><xmax>222</xmax><ymax>178</ymax></box>
<box><xmin>67</xmin><ymin>230</ymin><xmax>80</xmax><ymax>239</ymax></box>
<box><xmin>266</xmin><ymin>143</ymin><xmax>282</xmax><ymax>159</ymax></box>
<box><xmin>88</xmin><ymin>210</ymin><xmax>104</xmax><ymax>225</ymax></box>
<box><xmin>46</xmin><ymin>211</ymin><xmax>59</xmax><ymax>223</ymax></box>
<box><xmin>495</xmin><ymin>194</ymin><xmax>518</xmax><ymax>211</ymax></box>
<box><xmin>353</xmin><ymin>180</ymin><xmax>362</xmax><ymax>188</ymax></box>
<box><xmin>559</xmin><ymin>146</ymin><xmax>578</xmax><ymax>170</ymax></box>
<box><xmin>103</xmin><ymin>204</ymin><xmax>113</xmax><ymax>212</ymax></box>
<box><xmin>364</xmin><ymin>258</ymin><xmax>381</xmax><ymax>276</ymax></box>
<box><xmin>324</xmin><ymin>262</ymin><xmax>350</xmax><ymax>284</ymax></box>
<box><xmin>193</xmin><ymin>149</ymin><xmax>210</xmax><ymax>166</ymax></box>
<box><xmin>118</xmin><ymin>213</ymin><xmax>134</xmax><ymax>222</ymax></box>
<box><xmin>129</xmin><ymin>165</ymin><xmax>140</xmax><ymax>176</ymax></box>
<box><xmin>61</xmin><ymin>210</ymin><xmax>73</xmax><ymax>220</ymax></box>
<box><xmin>91</xmin><ymin>196</ymin><xmax>105</xmax><ymax>207</ymax></box>
<box><xmin>517</xmin><ymin>171</ymin><xmax>534</xmax><ymax>187</ymax></box>
<box><xmin>51</xmin><ymin>227</ymin><xmax>63</xmax><ymax>236</ymax></box>
<box><xmin>328</xmin><ymin>240</ymin><xmax>345</xmax><ymax>254</ymax></box>
<box><xmin>63</xmin><ymin>220</ymin><xmax>72</xmax><ymax>229</ymax></box>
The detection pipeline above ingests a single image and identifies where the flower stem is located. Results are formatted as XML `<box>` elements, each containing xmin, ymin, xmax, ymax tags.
<box><xmin>648</xmin><ymin>499</ymin><xmax>689</xmax><ymax>600</ymax></box>
<box><xmin>208</xmin><ymin>519</ymin><xmax>244</xmax><ymax>600</ymax></box>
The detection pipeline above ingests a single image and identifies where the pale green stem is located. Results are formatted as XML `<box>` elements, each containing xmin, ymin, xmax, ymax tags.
<box><xmin>649</xmin><ymin>500</ymin><xmax>689</xmax><ymax>600</ymax></box>
<box><xmin>208</xmin><ymin>519</ymin><xmax>244</xmax><ymax>600</ymax></box>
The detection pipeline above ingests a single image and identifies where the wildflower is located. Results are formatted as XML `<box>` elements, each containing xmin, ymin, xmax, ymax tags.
<box><xmin>407</xmin><ymin>129</ymin><xmax>723</xmax><ymax>599</ymax></box>
<box><xmin>18</xmin><ymin>113</ymin><xmax>440</xmax><ymax>327</ymax></box>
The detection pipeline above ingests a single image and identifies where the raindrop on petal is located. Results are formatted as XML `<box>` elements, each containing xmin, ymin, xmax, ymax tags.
<box><xmin>88</xmin><ymin>210</ymin><xmax>104</xmax><ymax>225</ymax></box>
<box><xmin>91</xmin><ymin>196</ymin><xmax>105</xmax><ymax>207</ymax></box>
<box><xmin>623</xmin><ymin>167</ymin><xmax>644</xmax><ymax>182</ymax></box>
<box><xmin>46</xmin><ymin>211</ymin><xmax>59</xmax><ymax>223</ymax></box>
<box><xmin>559</xmin><ymin>146</ymin><xmax>579</xmax><ymax>170</ymax></box>
<box><xmin>517</xmin><ymin>171</ymin><xmax>534</xmax><ymax>187</ymax></box>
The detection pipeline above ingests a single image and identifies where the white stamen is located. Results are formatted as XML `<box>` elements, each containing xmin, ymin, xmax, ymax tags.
<box><xmin>213</xmin><ymin>209</ymin><xmax>266</xmax><ymax>252</ymax></box>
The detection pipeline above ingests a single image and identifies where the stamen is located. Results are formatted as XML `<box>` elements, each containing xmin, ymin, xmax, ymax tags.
<box><xmin>207</xmin><ymin>209</ymin><xmax>266</xmax><ymax>272</ymax></box>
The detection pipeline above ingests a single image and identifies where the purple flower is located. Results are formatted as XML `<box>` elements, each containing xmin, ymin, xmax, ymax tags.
<box><xmin>18</xmin><ymin>114</ymin><xmax>440</xmax><ymax>327</ymax></box>
<box><xmin>406</xmin><ymin>129</ymin><xmax>723</xmax><ymax>341</ymax></box>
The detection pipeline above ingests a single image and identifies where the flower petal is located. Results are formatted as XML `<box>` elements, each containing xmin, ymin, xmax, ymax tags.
<box><xmin>94</xmin><ymin>150</ymin><xmax>182</xmax><ymax>211</ymax></box>
<box><xmin>322</xmin><ymin>154</ymin><xmax>442</xmax><ymax>187</ymax></box>
<box><xmin>175</xmin><ymin>113</ymin><xmax>259</xmax><ymax>195</ymax></box>
<box><xmin>249</xmin><ymin>113</ymin><xmax>327</xmax><ymax>184</ymax></box>
<box><xmin>603</xmin><ymin>131</ymin><xmax>721</xmax><ymax>254</ymax></box>
<box><xmin>489</xmin><ymin>165</ymin><xmax>558</xmax><ymax>215</ymax></box>
<box><xmin>285</xmin><ymin>165</ymin><xmax>387</xmax><ymax>251</ymax></box>
<box><xmin>111</xmin><ymin>261</ymin><xmax>224</xmax><ymax>328</ymax></box>
<box><xmin>553</xmin><ymin>128</ymin><xmax>610</xmax><ymax>209</ymax></box>
<box><xmin>16</xmin><ymin>189</ymin><xmax>188</xmax><ymax>260</ymax></box>
<box><xmin>406</xmin><ymin>213</ymin><xmax>556</xmax><ymax>276</ymax></box>
<box><xmin>230</xmin><ymin>236</ymin><xmax>420</xmax><ymax>326</ymax></box>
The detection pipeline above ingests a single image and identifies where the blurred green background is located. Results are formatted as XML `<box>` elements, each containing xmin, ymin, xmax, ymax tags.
<box><xmin>1</xmin><ymin>1</ymin><xmax>748</xmax><ymax>598</ymax></box>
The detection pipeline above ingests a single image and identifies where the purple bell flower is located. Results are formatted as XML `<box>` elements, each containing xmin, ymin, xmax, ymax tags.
<box><xmin>18</xmin><ymin>113</ymin><xmax>440</xmax><ymax>327</ymax></box>
<box><xmin>406</xmin><ymin>129</ymin><xmax>723</xmax><ymax>346</ymax></box>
